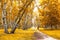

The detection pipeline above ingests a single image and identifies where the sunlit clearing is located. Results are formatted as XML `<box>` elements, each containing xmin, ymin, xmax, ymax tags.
<box><xmin>32</xmin><ymin>0</ymin><xmax>41</xmax><ymax>30</ymax></box>
<box><xmin>33</xmin><ymin>7</ymin><xmax>38</xmax><ymax>12</ymax></box>
<box><xmin>32</xmin><ymin>17</ymin><xmax>37</xmax><ymax>30</ymax></box>
<box><xmin>32</xmin><ymin>17</ymin><xmax>36</xmax><ymax>24</ymax></box>
<box><xmin>31</xmin><ymin>26</ymin><xmax>37</xmax><ymax>30</ymax></box>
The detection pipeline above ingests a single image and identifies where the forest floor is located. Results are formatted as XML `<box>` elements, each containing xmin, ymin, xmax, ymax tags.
<box><xmin>0</xmin><ymin>28</ymin><xmax>60</xmax><ymax>40</ymax></box>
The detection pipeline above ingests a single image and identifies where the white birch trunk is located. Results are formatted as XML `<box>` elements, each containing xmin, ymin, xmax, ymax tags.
<box><xmin>2</xmin><ymin>3</ymin><xmax>9</xmax><ymax>33</ymax></box>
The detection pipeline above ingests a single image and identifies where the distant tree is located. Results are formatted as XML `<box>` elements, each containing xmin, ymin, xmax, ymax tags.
<box><xmin>37</xmin><ymin>0</ymin><xmax>59</xmax><ymax>29</ymax></box>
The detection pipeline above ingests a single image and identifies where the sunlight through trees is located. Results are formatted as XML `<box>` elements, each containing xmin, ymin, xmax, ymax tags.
<box><xmin>0</xmin><ymin>0</ymin><xmax>60</xmax><ymax>34</ymax></box>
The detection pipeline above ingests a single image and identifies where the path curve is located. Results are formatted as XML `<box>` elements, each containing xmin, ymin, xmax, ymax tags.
<box><xmin>34</xmin><ymin>30</ymin><xmax>57</xmax><ymax>40</ymax></box>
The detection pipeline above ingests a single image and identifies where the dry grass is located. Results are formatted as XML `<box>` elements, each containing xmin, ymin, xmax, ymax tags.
<box><xmin>40</xmin><ymin>29</ymin><xmax>60</xmax><ymax>39</ymax></box>
<box><xmin>0</xmin><ymin>29</ymin><xmax>35</xmax><ymax>40</ymax></box>
<box><xmin>0</xmin><ymin>29</ymin><xmax>60</xmax><ymax>40</ymax></box>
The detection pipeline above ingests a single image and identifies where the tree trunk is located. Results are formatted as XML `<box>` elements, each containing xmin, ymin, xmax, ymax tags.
<box><xmin>10</xmin><ymin>0</ymin><xmax>34</xmax><ymax>33</ymax></box>
<box><xmin>2</xmin><ymin>3</ymin><xmax>9</xmax><ymax>33</ymax></box>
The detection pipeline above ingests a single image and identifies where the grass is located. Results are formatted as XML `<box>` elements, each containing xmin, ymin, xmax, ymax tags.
<box><xmin>40</xmin><ymin>29</ymin><xmax>60</xmax><ymax>39</ymax></box>
<box><xmin>0</xmin><ymin>29</ymin><xmax>36</xmax><ymax>40</ymax></box>
<box><xmin>0</xmin><ymin>28</ymin><xmax>60</xmax><ymax>40</ymax></box>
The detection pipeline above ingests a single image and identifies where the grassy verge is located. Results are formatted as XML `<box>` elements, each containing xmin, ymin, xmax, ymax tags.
<box><xmin>0</xmin><ymin>29</ymin><xmax>35</xmax><ymax>40</ymax></box>
<box><xmin>40</xmin><ymin>29</ymin><xmax>60</xmax><ymax>39</ymax></box>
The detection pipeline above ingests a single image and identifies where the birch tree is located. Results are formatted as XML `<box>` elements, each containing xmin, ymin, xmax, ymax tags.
<box><xmin>2</xmin><ymin>1</ymin><xmax>9</xmax><ymax>33</ymax></box>
<box><xmin>10</xmin><ymin>0</ymin><xmax>34</xmax><ymax>33</ymax></box>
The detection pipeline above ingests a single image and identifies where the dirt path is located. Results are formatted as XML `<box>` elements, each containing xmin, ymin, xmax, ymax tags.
<box><xmin>34</xmin><ymin>30</ymin><xmax>57</xmax><ymax>40</ymax></box>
